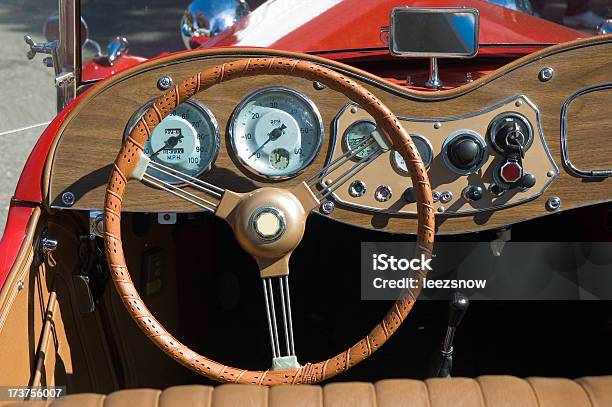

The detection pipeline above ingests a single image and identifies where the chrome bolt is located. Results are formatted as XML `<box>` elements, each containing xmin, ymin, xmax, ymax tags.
<box><xmin>157</xmin><ymin>75</ymin><xmax>173</xmax><ymax>90</ymax></box>
<box><xmin>437</xmin><ymin>206</ymin><xmax>445</xmax><ymax>213</ymax></box>
<box><xmin>313</xmin><ymin>81</ymin><xmax>326</xmax><ymax>90</ymax></box>
<box><xmin>440</xmin><ymin>191</ymin><xmax>453</xmax><ymax>203</ymax></box>
<box><xmin>324</xmin><ymin>179</ymin><xmax>333</xmax><ymax>186</ymax></box>
<box><xmin>546</xmin><ymin>196</ymin><xmax>561</xmax><ymax>211</ymax></box>
<box><xmin>434</xmin><ymin>122</ymin><xmax>442</xmax><ymax>130</ymax></box>
<box><xmin>41</xmin><ymin>237</ymin><xmax>58</xmax><ymax>253</ymax></box>
<box><xmin>547</xmin><ymin>170</ymin><xmax>555</xmax><ymax>177</ymax></box>
<box><xmin>320</xmin><ymin>201</ymin><xmax>335</xmax><ymax>214</ymax></box>
<box><xmin>515</xmin><ymin>100</ymin><xmax>523</xmax><ymax>107</ymax></box>
<box><xmin>538</xmin><ymin>67</ymin><xmax>554</xmax><ymax>82</ymax></box>
<box><xmin>432</xmin><ymin>190</ymin><xmax>441</xmax><ymax>203</ymax></box>
<box><xmin>61</xmin><ymin>191</ymin><xmax>75</xmax><ymax>206</ymax></box>
<box><xmin>17</xmin><ymin>280</ymin><xmax>24</xmax><ymax>291</ymax></box>
<box><xmin>350</xmin><ymin>106</ymin><xmax>358</xmax><ymax>114</ymax></box>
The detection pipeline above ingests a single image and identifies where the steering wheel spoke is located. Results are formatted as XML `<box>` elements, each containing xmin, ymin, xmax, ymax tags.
<box><xmin>262</xmin><ymin>276</ymin><xmax>299</xmax><ymax>370</ymax></box>
<box><xmin>131</xmin><ymin>153</ymin><xmax>224</xmax><ymax>212</ymax></box>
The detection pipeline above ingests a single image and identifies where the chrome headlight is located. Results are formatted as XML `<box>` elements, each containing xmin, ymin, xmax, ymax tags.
<box><xmin>181</xmin><ymin>0</ymin><xmax>251</xmax><ymax>49</ymax></box>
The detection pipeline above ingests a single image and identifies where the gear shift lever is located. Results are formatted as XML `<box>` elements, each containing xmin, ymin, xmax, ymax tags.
<box><xmin>429</xmin><ymin>292</ymin><xmax>469</xmax><ymax>377</ymax></box>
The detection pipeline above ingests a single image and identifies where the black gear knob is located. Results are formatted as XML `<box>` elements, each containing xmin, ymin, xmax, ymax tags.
<box><xmin>448</xmin><ymin>292</ymin><xmax>469</xmax><ymax>328</ymax></box>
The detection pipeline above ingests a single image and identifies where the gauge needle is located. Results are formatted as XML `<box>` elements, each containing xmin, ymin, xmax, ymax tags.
<box><xmin>150</xmin><ymin>134</ymin><xmax>184</xmax><ymax>158</ymax></box>
<box><xmin>248</xmin><ymin>123</ymin><xmax>286</xmax><ymax>159</ymax></box>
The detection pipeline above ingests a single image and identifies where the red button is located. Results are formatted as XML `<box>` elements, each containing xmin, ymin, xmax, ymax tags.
<box><xmin>500</xmin><ymin>161</ymin><xmax>522</xmax><ymax>183</ymax></box>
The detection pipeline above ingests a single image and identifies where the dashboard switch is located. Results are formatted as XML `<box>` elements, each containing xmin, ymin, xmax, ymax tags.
<box><xmin>463</xmin><ymin>185</ymin><xmax>484</xmax><ymax>202</ymax></box>
<box><xmin>520</xmin><ymin>173</ymin><xmax>536</xmax><ymax>189</ymax></box>
<box><xmin>442</xmin><ymin>131</ymin><xmax>488</xmax><ymax>174</ymax></box>
<box><xmin>500</xmin><ymin>161</ymin><xmax>523</xmax><ymax>184</ymax></box>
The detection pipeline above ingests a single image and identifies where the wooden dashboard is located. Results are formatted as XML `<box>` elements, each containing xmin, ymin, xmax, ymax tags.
<box><xmin>45</xmin><ymin>36</ymin><xmax>612</xmax><ymax>234</ymax></box>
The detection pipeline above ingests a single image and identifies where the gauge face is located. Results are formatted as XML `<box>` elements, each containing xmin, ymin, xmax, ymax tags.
<box><xmin>230</xmin><ymin>87</ymin><xmax>323</xmax><ymax>178</ymax></box>
<box><xmin>127</xmin><ymin>100</ymin><xmax>220</xmax><ymax>184</ymax></box>
<box><xmin>343</xmin><ymin>120</ymin><xmax>379</xmax><ymax>159</ymax></box>
<box><xmin>392</xmin><ymin>134</ymin><xmax>433</xmax><ymax>174</ymax></box>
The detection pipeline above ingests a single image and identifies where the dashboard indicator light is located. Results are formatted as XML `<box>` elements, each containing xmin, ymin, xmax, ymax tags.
<box><xmin>375</xmin><ymin>185</ymin><xmax>393</xmax><ymax>202</ymax></box>
<box><xmin>500</xmin><ymin>161</ymin><xmax>523</xmax><ymax>183</ymax></box>
<box><xmin>349</xmin><ymin>180</ymin><xmax>366</xmax><ymax>197</ymax></box>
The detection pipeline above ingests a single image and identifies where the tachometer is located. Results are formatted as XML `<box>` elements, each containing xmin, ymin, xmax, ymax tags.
<box><xmin>125</xmin><ymin>99</ymin><xmax>220</xmax><ymax>184</ymax></box>
<box><xmin>229</xmin><ymin>87</ymin><xmax>323</xmax><ymax>179</ymax></box>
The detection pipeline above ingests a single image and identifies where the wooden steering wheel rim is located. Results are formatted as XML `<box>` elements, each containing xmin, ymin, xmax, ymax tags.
<box><xmin>103</xmin><ymin>57</ymin><xmax>435</xmax><ymax>384</ymax></box>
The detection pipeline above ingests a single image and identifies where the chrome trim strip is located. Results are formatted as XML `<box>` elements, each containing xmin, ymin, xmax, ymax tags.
<box><xmin>228</xmin><ymin>86</ymin><xmax>325</xmax><ymax>180</ymax></box>
<box><xmin>560</xmin><ymin>83</ymin><xmax>612</xmax><ymax>178</ymax></box>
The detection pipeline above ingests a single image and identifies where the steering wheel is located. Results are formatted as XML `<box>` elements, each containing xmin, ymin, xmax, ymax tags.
<box><xmin>103</xmin><ymin>58</ymin><xmax>435</xmax><ymax>385</ymax></box>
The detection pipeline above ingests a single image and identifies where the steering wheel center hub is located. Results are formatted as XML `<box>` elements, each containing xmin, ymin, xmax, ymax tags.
<box><xmin>251</xmin><ymin>206</ymin><xmax>286</xmax><ymax>241</ymax></box>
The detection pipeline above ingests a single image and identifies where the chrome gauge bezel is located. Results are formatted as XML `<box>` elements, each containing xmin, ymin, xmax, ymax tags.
<box><xmin>123</xmin><ymin>98</ymin><xmax>221</xmax><ymax>185</ymax></box>
<box><xmin>391</xmin><ymin>133</ymin><xmax>433</xmax><ymax>174</ymax></box>
<box><xmin>342</xmin><ymin>120</ymin><xmax>378</xmax><ymax>160</ymax></box>
<box><xmin>228</xmin><ymin>86</ymin><xmax>324</xmax><ymax>180</ymax></box>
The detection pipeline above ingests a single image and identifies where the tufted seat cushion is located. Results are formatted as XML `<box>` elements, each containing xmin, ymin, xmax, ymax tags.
<box><xmin>8</xmin><ymin>376</ymin><xmax>612</xmax><ymax>407</ymax></box>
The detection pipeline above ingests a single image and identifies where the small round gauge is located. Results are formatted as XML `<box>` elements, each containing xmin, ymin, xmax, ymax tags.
<box><xmin>392</xmin><ymin>134</ymin><xmax>433</xmax><ymax>175</ymax></box>
<box><xmin>125</xmin><ymin>99</ymin><xmax>220</xmax><ymax>184</ymax></box>
<box><xmin>343</xmin><ymin>120</ymin><xmax>379</xmax><ymax>159</ymax></box>
<box><xmin>229</xmin><ymin>87</ymin><xmax>324</xmax><ymax>179</ymax></box>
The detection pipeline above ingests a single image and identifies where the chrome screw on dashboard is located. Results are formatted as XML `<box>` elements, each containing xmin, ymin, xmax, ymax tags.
<box><xmin>350</xmin><ymin>106</ymin><xmax>358</xmax><ymax>114</ymax></box>
<box><xmin>313</xmin><ymin>81</ymin><xmax>326</xmax><ymax>90</ymax></box>
<box><xmin>61</xmin><ymin>191</ymin><xmax>75</xmax><ymax>207</ymax></box>
<box><xmin>546</xmin><ymin>196</ymin><xmax>561</xmax><ymax>211</ymax></box>
<box><xmin>157</xmin><ymin>75</ymin><xmax>173</xmax><ymax>90</ymax></box>
<box><xmin>547</xmin><ymin>170</ymin><xmax>555</xmax><ymax>178</ymax></box>
<box><xmin>320</xmin><ymin>201</ymin><xmax>335</xmax><ymax>215</ymax></box>
<box><xmin>432</xmin><ymin>190</ymin><xmax>441</xmax><ymax>203</ymax></box>
<box><xmin>434</xmin><ymin>122</ymin><xmax>442</xmax><ymax>130</ymax></box>
<box><xmin>440</xmin><ymin>191</ymin><xmax>453</xmax><ymax>203</ymax></box>
<box><xmin>538</xmin><ymin>67</ymin><xmax>554</xmax><ymax>82</ymax></box>
<box><xmin>437</xmin><ymin>206</ymin><xmax>445</xmax><ymax>213</ymax></box>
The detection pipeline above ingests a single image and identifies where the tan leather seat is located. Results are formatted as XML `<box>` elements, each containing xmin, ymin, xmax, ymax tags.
<box><xmin>9</xmin><ymin>376</ymin><xmax>612</xmax><ymax>407</ymax></box>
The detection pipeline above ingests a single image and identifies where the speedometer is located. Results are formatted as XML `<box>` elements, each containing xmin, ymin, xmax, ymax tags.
<box><xmin>229</xmin><ymin>87</ymin><xmax>323</xmax><ymax>179</ymax></box>
<box><xmin>125</xmin><ymin>99</ymin><xmax>220</xmax><ymax>185</ymax></box>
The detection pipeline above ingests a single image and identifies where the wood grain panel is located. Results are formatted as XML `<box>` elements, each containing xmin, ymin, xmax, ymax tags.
<box><xmin>565</xmin><ymin>87</ymin><xmax>612</xmax><ymax>170</ymax></box>
<box><xmin>47</xmin><ymin>38</ymin><xmax>612</xmax><ymax>234</ymax></box>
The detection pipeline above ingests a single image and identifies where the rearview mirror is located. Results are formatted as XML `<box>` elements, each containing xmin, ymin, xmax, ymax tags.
<box><xmin>388</xmin><ymin>7</ymin><xmax>479</xmax><ymax>58</ymax></box>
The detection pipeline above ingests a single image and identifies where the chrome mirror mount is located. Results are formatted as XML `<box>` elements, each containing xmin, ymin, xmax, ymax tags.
<box><xmin>107</xmin><ymin>37</ymin><xmax>129</xmax><ymax>65</ymax></box>
<box><xmin>180</xmin><ymin>0</ymin><xmax>251</xmax><ymax>49</ymax></box>
<box><xmin>386</xmin><ymin>7</ymin><xmax>480</xmax><ymax>90</ymax></box>
<box><xmin>597</xmin><ymin>19</ymin><xmax>612</xmax><ymax>35</ymax></box>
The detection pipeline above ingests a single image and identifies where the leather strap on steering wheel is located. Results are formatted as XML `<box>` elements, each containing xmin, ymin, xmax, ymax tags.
<box><xmin>104</xmin><ymin>58</ymin><xmax>435</xmax><ymax>384</ymax></box>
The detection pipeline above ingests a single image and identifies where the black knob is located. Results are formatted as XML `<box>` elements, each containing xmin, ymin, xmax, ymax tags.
<box><xmin>520</xmin><ymin>173</ymin><xmax>536</xmax><ymax>189</ymax></box>
<box><xmin>448</xmin><ymin>292</ymin><xmax>469</xmax><ymax>328</ymax></box>
<box><xmin>403</xmin><ymin>187</ymin><xmax>416</xmax><ymax>203</ymax></box>
<box><xmin>462</xmin><ymin>185</ymin><xmax>483</xmax><ymax>202</ymax></box>
<box><xmin>446</xmin><ymin>135</ymin><xmax>484</xmax><ymax>172</ymax></box>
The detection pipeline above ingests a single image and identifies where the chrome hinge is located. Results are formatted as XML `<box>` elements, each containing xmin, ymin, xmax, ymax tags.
<box><xmin>24</xmin><ymin>35</ymin><xmax>74</xmax><ymax>88</ymax></box>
